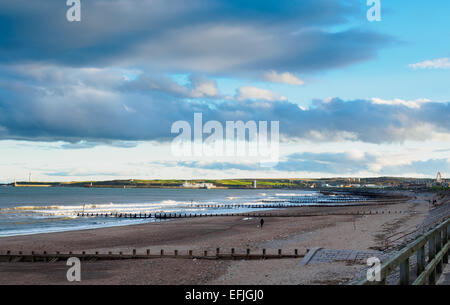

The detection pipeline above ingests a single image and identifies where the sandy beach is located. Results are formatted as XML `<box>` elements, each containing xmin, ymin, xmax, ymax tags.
<box><xmin>0</xmin><ymin>191</ymin><xmax>445</xmax><ymax>285</ymax></box>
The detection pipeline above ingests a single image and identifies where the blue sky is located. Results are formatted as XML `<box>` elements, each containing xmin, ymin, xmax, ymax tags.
<box><xmin>0</xmin><ymin>0</ymin><xmax>449</xmax><ymax>182</ymax></box>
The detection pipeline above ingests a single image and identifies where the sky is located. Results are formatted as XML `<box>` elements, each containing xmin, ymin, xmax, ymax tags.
<box><xmin>0</xmin><ymin>0</ymin><xmax>449</xmax><ymax>183</ymax></box>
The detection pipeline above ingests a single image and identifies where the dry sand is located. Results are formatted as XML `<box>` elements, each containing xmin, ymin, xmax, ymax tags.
<box><xmin>0</xmin><ymin>191</ymin><xmax>438</xmax><ymax>285</ymax></box>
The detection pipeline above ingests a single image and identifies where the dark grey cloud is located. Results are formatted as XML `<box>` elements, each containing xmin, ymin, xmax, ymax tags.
<box><xmin>275</xmin><ymin>152</ymin><xmax>375</xmax><ymax>173</ymax></box>
<box><xmin>168</xmin><ymin>154</ymin><xmax>450</xmax><ymax>176</ymax></box>
<box><xmin>122</xmin><ymin>74</ymin><xmax>221</xmax><ymax>99</ymax></box>
<box><xmin>0</xmin><ymin>68</ymin><xmax>449</xmax><ymax>144</ymax></box>
<box><xmin>172</xmin><ymin>152</ymin><xmax>374</xmax><ymax>174</ymax></box>
<box><xmin>177</xmin><ymin>161</ymin><xmax>260</xmax><ymax>172</ymax></box>
<box><xmin>0</xmin><ymin>0</ymin><xmax>391</xmax><ymax>74</ymax></box>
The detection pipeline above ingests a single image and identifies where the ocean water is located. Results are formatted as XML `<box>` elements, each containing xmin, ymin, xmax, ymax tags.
<box><xmin>0</xmin><ymin>187</ymin><xmax>328</xmax><ymax>237</ymax></box>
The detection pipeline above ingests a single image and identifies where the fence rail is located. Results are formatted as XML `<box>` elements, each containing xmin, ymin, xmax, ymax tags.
<box><xmin>0</xmin><ymin>248</ymin><xmax>304</xmax><ymax>263</ymax></box>
<box><xmin>355</xmin><ymin>217</ymin><xmax>450</xmax><ymax>285</ymax></box>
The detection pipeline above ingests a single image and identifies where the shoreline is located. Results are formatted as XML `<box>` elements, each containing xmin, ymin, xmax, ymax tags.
<box><xmin>0</xmin><ymin>188</ymin><xmax>383</xmax><ymax>238</ymax></box>
<box><xmin>0</xmin><ymin>191</ymin><xmax>443</xmax><ymax>285</ymax></box>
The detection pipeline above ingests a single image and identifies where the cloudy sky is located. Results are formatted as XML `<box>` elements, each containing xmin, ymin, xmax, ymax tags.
<box><xmin>0</xmin><ymin>0</ymin><xmax>449</xmax><ymax>182</ymax></box>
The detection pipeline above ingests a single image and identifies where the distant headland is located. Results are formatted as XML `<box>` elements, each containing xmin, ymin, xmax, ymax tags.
<box><xmin>3</xmin><ymin>176</ymin><xmax>448</xmax><ymax>190</ymax></box>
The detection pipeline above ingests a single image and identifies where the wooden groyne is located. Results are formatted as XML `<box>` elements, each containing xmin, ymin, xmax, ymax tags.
<box><xmin>76</xmin><ymin>209</ymin><xmax>410</xmax><ymax>220</ymax></box>
<box><xmin>0</xmin><ymin>248</ymin><xmax>304</xmax><ymax>263</ymax></box>
<box><xmin>191</xmin><ymin>198</ymin><xmax>408</xmax><ymax>209</ymax></box>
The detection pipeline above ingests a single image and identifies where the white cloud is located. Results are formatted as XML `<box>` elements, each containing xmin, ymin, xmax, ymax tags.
<box><xmin>236</xmin><ymin>86</ymin><xmax>287</xmax><ymax>101</ymax></box>
<box><xmin>263</xmin><ymin>70</ymin><xmax>304</xmax><ymax>86</ymax></box>
<box><xmin>190</xmin><ymin>77</ymin><xmax>220</xmax><ymax>98</ymax></box>
<box><xmin>371</xmin><ymin>97</ymin><xmax>431</xmax><ymax>109</ymax></box>
<box><xmin>409</xmin><ymin>57</ymin><xmax>450</xmax><ymax>69</ymax></box>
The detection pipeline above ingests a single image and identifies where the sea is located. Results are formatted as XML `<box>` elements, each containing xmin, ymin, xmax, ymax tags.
<box><xmin>0</xmin><ymin>186</ymin><xmax>346</xmax><ymax>237</ymax></box>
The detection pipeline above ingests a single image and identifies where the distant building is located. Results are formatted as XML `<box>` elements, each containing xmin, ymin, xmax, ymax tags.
<box><xmin>252</xmin><ymin>180</ymin><xmax>257</xmax><ymax>189</ymax></box>
<box><xmin>182</xmin><ymin>181</ymin><xmax>216</xmax><ymax>189</ymax></box>
<box><xmin>364</xmin><ymin>184</ymin><xmax>383</xmax><ymax>188</ymax></box>
<box><xmin>436</xmin><ymin>171</ymin><xmax>442</xmax><ymax>184</ymax></box>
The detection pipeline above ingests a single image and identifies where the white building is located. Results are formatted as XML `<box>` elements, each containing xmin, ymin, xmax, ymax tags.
<box><xmin>182</xmin><ymin>181</ymin><xmax>216</xmax><ymax>189</ymax></box>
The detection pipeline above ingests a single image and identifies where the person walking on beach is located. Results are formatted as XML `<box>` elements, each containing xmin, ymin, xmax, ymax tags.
<box><xmin>260</xmin><ymin>218</ymin><xmax>264</xmax><ymax>229</ymax></box>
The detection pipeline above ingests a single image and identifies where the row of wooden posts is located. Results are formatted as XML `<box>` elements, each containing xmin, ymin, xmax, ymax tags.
<box><xmin>194</xmin><ymin>198</ymin><xmax>407</xmax><ymax>208</ymax></box>
<box><xmin>0</xmin><ymin>248</ymin><xmax>305</xmax><ymax>263</ymax></box>
<box><xmin>76</xmin><ymin>209</ymin><xmax>406</xmax><ymax>219</ymax></box>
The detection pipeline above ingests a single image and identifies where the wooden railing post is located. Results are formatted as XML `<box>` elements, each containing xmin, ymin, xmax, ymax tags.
<box><xmin>444</xmin><ymin>224</ymin><xmax>449</xmax><ymax>264</ymax></box>
<box><xmin>416</xmin><ymin>246</ymin><xmax>425</xmax><ymax>276</ymax></box>
<box><xmin>400</xmin><ymin>258</ymin><xmax>410</xmax><ymax>285</ymax></box>
<box><xmin>428</xmin><ymin>234</ymin><xmax>436</xmax><ymax>285</ymax></box>
<box><xmin>436</xmin><ymin>229</ymin><xmax>442</xmax><ymax>274</ymax></box>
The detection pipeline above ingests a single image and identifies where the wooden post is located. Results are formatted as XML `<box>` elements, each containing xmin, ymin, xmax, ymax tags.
<box><xmin>231</xmin><ymin>248</ymin><xmax>235</xmax><ymax>255</ymax></box>
<box><xmin>132</xmin><ymin>249</ymin><xmax>136</xmax><ymax>256</ymax></box>
<box><xmin>443</xmin><ymin>224</ymin><xmax>449</xmax><ymax>264</ymax></box>
<box><xmin>189</xmin><ymin>250</ymin><xmax>193</xmax><ymax>257</ymax></box>
<box><xmin>174</xmin><ymin>250</ymin><xmax>178</xmax><ymax>256</ymax></box>
<box><xmin>160</xmin><ymin>249</ymin><xmax>164</xmax><ymax>257</ymax></box>
<box><xmin>436</xmin><ymin>230</ymin><xmax>442</xmax><ymax>274</ymax></box>
<box><xmin>428</xmin><ymin>235</ymin><xmax>436</xmax><ymax>285</ymax></box>
<box><xmin>216</xmin><ymin>248</ymin><xmax>220</xmax><ymax>256</ymax></box>
<box><xmin>262</xmin><ymin>249</ymin><xmax>266</xmax><ymax>257</ymax></box>
<box><xmin>417</xmin><ymin>246</ymin><xmax>425</xmax><ymax>276</ymax></box>
<box><xmin>295</xmin><ymin>249</ymin><xmax>298</xmax><ymax>257</ymax></box>
<box><xmin>399</xmin><ymin>258</ymin><xmax>410</xmax><ymax>285</ymax></box>
<box><xmin>146</xmin><ymin>249</ymin><xmax>150</xmax><ymax>256</ymax></box>
<box><xmin>278</xmin><ymin>249</ymin><xmax>282</xmax><ymax>256</ymax></box>
<box><xmin>204</xmin><ymin>250</ymin><xmax>208</xmax><ymax>257</ymax></box>
<box><xmin>246</xmin><ymin>249</ymin><xmax>250</xmax><ymax>256</ymax></box>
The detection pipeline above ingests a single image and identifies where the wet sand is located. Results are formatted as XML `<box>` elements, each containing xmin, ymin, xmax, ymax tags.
<box><xmin>0</xmin><ymin>191</ymin><xmax>438</xmax><ymax>285</ymax></box>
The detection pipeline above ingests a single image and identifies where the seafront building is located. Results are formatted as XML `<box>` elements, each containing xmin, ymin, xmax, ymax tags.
<box><xmin>182</xmin><ymin>181</ymin><xmax>216</xmax><ymax>189</ymax></box>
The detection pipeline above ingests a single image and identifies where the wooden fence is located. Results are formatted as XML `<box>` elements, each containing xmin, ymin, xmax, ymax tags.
<box><xmin>355</xmin><ymin>217</ymin><xmax>450</xmax><ymax>285</ymax></box>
